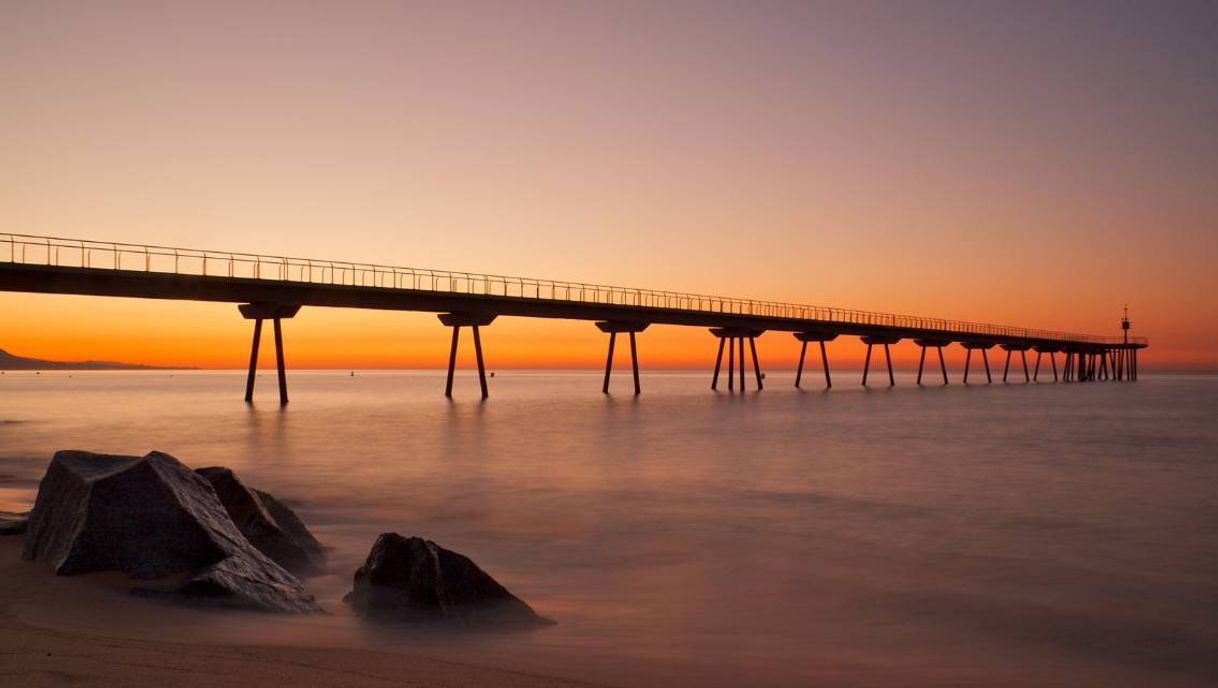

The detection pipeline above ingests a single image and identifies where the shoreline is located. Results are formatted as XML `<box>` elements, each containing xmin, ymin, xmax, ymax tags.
<box><xmin>0</xmin><ymin>538</ymin><xmax>606</xmax><ymax>688</ymax></box>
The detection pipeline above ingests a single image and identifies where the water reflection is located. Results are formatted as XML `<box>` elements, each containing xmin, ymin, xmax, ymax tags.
<box><xmin>1</xmin><ymin>371</ymin><xmax>1216</xmax><ymax>687</ymax></box>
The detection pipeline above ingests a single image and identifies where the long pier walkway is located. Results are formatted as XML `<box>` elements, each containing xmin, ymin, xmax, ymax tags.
<box><xmin>1</xmin><ymin>234</ymin><xmax>1147</xmax><ymax>403</ymax></box>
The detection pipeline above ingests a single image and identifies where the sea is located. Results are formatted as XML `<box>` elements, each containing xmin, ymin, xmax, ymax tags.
<box><xmin>1</xmin><ymin>369</ymin><xmax>1215</xmax><ymax>687</ymax></box>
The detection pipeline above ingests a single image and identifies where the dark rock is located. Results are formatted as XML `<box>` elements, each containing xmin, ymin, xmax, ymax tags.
<box><xmin>346</xmin><ymin>533</ymin><xmax>552</xmax><ymax>629</ymax></box>
<box><xmin>23</xmin><ymin>450</ymin><xmax>320</xmax><ymax>613</ymax></box>
<box><xmin>195</xmin><ymin>467</ymin><xmax>324</xmax><ymax>575</ymax></box>
<box><xmin>0</xmin><ymin>510</ymin><xmax>27</xmax><ymax>535</ymax></box>
<box><xmin>140</xmin><ymin>551</ymin><xmax>322</xmax><ymax>614</ymax></box>
<box><xmin>24</xmin><ymin>450</ymin><xmax>231</xmax><ymax>578</ymax></box>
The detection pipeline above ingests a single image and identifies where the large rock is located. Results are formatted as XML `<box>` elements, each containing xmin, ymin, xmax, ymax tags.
<box><xmin>346</xmin><ymin>533</ymin><xmax>552</xmax><ymax>629</ymax></box>
<box><xmin>23</xmin><ymin>450</ymin><xmax>320</xmax><ymax>613</ymax></box>
<box><xmin>195</xmin><ymin>467</ymin><xmax>325</xmax><ymax>575</ymax></box>
<box><xmin>0</xmin><ymin>511</ymin><xmax>27</xmax><ymax>535</ymax></box>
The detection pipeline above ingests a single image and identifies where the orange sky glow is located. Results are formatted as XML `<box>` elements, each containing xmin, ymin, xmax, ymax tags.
<box><xmin>2</xmin><ymin>2</ymin><xmax>1215</xmax><ymax>370</ymax></box>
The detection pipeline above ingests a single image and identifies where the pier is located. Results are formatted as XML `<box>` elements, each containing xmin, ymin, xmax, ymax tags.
<box><xmin>1</xmin><ymin>234</ymin><xmax>1147</xmax><ymax>403</ymax></box>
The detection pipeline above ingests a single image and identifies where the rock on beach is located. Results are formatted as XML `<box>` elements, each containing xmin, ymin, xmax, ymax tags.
<box><xmin>22</xmin><ymin>450</ymin><xmax>320</xmax><ymax>613</ymax></box>
<box><xmin>346</xmin><ymin>532</ymin><xmax>552</xmax><ymax>629</ymax></box>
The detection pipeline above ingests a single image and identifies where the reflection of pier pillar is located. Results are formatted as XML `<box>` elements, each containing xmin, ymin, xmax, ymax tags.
<box><xmin>913</xmin><ymin>339</ymin><xmax>951</xmax><ymax>385</ymax></box>
<box><xmin>438</xmin><ymin>313</ymin><xmax>497</xmax><ymax>399</ymax></box>
<box><xmin>860</xmin><ymin>335</ymin><xmax>900</xmax><ymax>387</ymax></box>
<box><xmin>596</xmin><ymin>321</ymin><xmax>648</xmax><ymax>395</ymax></box>
<box><xmin>711</xmin><ymin>328</ymin><xmax>765</xmax><ymax>392</ymax></box>
<box><xmin>794</xmin><ymin>332</ymin><xmax>838</xmax><ymax>389</ymax></box>
<box><xmin>961</xmin><ymin>342</ymin><xmax>995</xmax><ymax>384</ymax></box>
<box><xmin>239</xmin><ymin>303</ymin><xmax>301</xmax><ymax>405</ymax></box>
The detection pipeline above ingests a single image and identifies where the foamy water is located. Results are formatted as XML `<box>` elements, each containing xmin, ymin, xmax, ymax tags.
<box><xmin>2</xmin><ymin>370</ymin><xmax>1215</xmax><ymax>687</ymax></box>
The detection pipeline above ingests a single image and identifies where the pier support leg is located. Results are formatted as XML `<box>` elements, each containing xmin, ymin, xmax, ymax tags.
<box><xmin>794</xmin><ymin>333</ymin><xmax>837</xmax><ymax>389</ymax></box>
<box><xmin>821</xmin><ymin>341</ymin><xmax>832</xmax><ymax>389</ymax></box>
<box><xmin>728</xmin><ymin>337</ymin><xmax>735</xmax><ymax>391</ymax></box>
<box><xmin>438</xmin><ymin>313</ymin><xmax>497</xmax><ymax>398</ymax></box>
<box><xmin>862</xmin><ymin>344</ymin><xmax>873</xmax><ymax>386</ymax></box>
<box><xmin>884</xmin><ymin>343</ymin><xmax>895</xmax><ymax>387</ymax></box>
<box><xmin>964</xmin><ymin>349</ymin><xmax>972</xmax><ymax>384</ymax></box>
<box><xmin>244</xmin><ymin>319</ymin><xmax>263</xmax><ymax>403</ymax></box>
<box><xmin>445</xmin><ymin>326</ymin><xmax>460</xmax><ymax>398</ymax></box>
<box><xmin>1034</xmin><ymin>351</ymin><xmax>1042</xmax><ymax>382</ymax></box>
<box><xmin>602</xmin><ymin>332</ymin><xmax>616</xmax><ymax>395</ymax></box>
<box><xmin>795</xmin><ymin>341</ymin><xmax>807</xmax><ymax>388</ymax></box>
<box><xmin>712</xmin><ymin>337</ymin><xmax>725</xmax><ymax>390</ymax></box>
<box><xmin>1021</xmin><ymin>350</ymin><xmax>1030</xmax><ymax>383</ymax></box>
<box><xmin>860</xmin><ymin>336</ymin><xmax>901</xmax><ymax>386</ymax></box>
<box><xmin>738</xmin><ymin>337</ymin><xmax>746</xmax><ymax>391</ymax></box>
<box><xmin>749</xmin><ymin>337</ymin><xmax>763</xmax><ymax>390</ymax></box>
<box><xmin>1003</xmin><ymin>349</ymin><xmax>1011</xmax><ymax>383</ymax></box>
<box><xmin>913</xmin><ymin>340</ymin><xmax>949</xmax><ymax>386</ymax></box>
<box><xmin>597</xmin><ymin>321</ymin><xmax>647</xmax><ymax>395</ymax></box>
<box><xmin>238</xmin><ymin>303</ymin><xmax>300</xmax><ymax>404</ymax></box>
<box><xmin>273</xmin><ymin>318</ymin><xmax>288</xmax><ymax>405</ymax></box>
<box><xmin>1051</xmin><ymin>352</ymin><xmax>1058</xmax><ymax>381</ymax></box>
<box><xmin>982</xmin><ymin>349</ymin><xmax>993</xmax><ymax>383</ymax></box>
<box><xmin>473</xmin><ymin>325</ymin><xmax>489</xmax><ymax>399</ymax></box>
<box><xmin>630</xmin><ymin>332</ymin><xmax>641</xmax><ymax>395</ymax></box>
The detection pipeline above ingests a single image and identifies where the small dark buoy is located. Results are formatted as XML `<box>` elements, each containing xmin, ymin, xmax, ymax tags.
<box><xmin>350</xmin><ymin>371</ymin><xmax>355</xmax><ymax>377</ymax></box>
<box><xmin>490</xmin><ymin>371</ymin><xmax>495</xmax><ymax>377</ymax></box>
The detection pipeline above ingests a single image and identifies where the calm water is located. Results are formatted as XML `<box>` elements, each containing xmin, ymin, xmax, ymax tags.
<box><xmin>1</xmin><ymin>370</ymin><xmax>1216</xmax><ymax>687</ymax></box>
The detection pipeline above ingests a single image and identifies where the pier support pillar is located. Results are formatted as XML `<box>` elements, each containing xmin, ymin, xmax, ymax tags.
<box><xmin>239</xmin><ymin>303</ymin><xmax>301</xmax><ymax>405</ymax></box>
<box><xmin>913</xmin><ymin>339</ymin><xmax>951</xmax><ymax>385</ymax></box>
<box><xmin>1033</xmin><ymin>347</ymin><xmax>1060</xmax><ymax>382</ymax></box>
<box><xmin>961</xmin><ymin>342</ymin><xmax>995</xmax><ymax>384</ymax></box>
<box><xmin>1000</xmin><ymin>344</ymin><xmax>1031</xmax><ymax>383</ymax></box>
<box><xmin>794</xmin><ymin>332</ymin><xmax>838</xmax><ymax>389</ymax></box>
<box><xmin>711</xmin><ymin>328</ymin><xmax>765</xmax><ymax>392</ymax></box>
<box><xmin>597</xmin><ymin>321</ymin><xmax>648</xmax><ymax>395</ymax></box>
<box><xmin>860</xmin><ymin>336</ymin><xmax>900</xmax><ymax>387</ymax></box>
<box><xmin>438</xmin><ymin>313</ymin><xmax>497</xmax><ymax>399</ymax></box>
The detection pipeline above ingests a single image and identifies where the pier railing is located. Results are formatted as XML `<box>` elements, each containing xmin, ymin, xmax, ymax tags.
<box><xmin>1</xmin><ymin>233</ymin><xmax>1143</xmax><ymax>346</ymax></box>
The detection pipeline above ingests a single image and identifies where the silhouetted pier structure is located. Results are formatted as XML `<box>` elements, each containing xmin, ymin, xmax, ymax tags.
<box><xmin>1</xmin><ymin>234</ymin><xmax>1147</xmax><ymax>403</ymax></box>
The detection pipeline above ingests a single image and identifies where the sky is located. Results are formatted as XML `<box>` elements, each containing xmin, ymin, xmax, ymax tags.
<box><xmin>2</xmin><ymin>1</ymin><xmax>1216</xmax><ymax>370</ymax></box>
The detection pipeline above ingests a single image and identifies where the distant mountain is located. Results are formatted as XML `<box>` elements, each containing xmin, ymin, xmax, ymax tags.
<box><xmin>0</xmin><ymin>347</ymin><xmax>170</xmax><ymax>370</ymax></box>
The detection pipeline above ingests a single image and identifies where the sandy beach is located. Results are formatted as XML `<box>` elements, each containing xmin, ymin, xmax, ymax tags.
<box><xmin>0</xmin><ymin>537</ymin><xmax>604</xmax><ymax>688</ymax></box>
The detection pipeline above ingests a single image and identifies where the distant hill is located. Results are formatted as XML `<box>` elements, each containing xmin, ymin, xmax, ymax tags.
<box><xmin>0</xmin><ymin>348</ymin><xmax>170</xmax><ymax>371</ymax></box>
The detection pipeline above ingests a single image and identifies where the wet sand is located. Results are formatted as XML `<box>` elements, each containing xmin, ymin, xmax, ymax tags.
<box><xmin>0</xmin><ymin>538</ymin><xmax>604</xmax><ymax>688</ymax></box>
